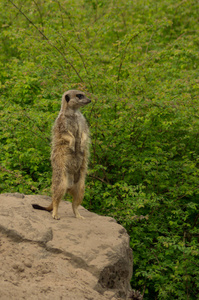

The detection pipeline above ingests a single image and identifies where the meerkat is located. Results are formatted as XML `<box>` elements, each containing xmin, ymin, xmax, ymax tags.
<box><xmin>32</xmin><ymin>90</ymin><xmax>91</xmax><ymax>220</ymax></box>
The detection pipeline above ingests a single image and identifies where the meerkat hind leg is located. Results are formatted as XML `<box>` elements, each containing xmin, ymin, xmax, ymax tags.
<box><xmin>52</xmin><ymin>174</ymin><xmax>69</xmax><ymax>220</ymax></box>
<box><xmin>52</xmin><ymin>203</ymin><xmax>60</xmax><ymax>220</ymax></box>
<box><xmin>73</xmin><ymin>205</ymin><xmax>85</xmax><ymax>220</ymax></box>
<box><xmin>70</xmin><ymin>181</ymin><xmax>85</xmax><ymax>220</ymax></box>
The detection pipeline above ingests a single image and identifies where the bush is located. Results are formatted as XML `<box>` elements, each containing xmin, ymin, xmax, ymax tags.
<box><xmin>0</xmin><ymin>0</ymin><xmax>199</xmax><ymax>298</ymax></box>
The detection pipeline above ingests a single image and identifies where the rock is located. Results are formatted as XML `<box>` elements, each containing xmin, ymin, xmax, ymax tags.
<box><xmin>0</xmin><ymin>193</ymin><xmax>133</xmax><ymax>299</ymax></box>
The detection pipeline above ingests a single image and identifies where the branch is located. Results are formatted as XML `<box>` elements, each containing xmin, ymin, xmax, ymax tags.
<box><xmin>32</xmin><ymin>0</ymin><xmax>44</xmax><ymax>28</ymax></box>
<box><xmin>88</xmin><ymin>174</ymin><xmax>110</xmax><ymax>185</ymax></box>
<box><xmin>52</xmin><ymin>0</ymin><xmax>82</xmax><ymax>43</ymax></box>
<box><xmin>117</xmin><ymin>28</ymin><xmax>148</xmax><ymax>87</ymax></box>
<box><xmin>71</xmin><ymin>45</ymin><xmax>94</xmax><ymax>93</ymax></box>
<box><xmin>8</xmin><ymin>0</ymin><xmax>84</xmax><ymax>82</ymax></box>
<box><xmin>192</xmin><ymin>212</ymin><xmax>199</xmax><ymax>228</ymax></box>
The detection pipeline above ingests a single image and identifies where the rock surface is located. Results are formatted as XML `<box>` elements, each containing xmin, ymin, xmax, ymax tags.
<box><xmin>0</xmin><ymin>193</ymin><xmax>133</xmax><ymax>299</ymax></box>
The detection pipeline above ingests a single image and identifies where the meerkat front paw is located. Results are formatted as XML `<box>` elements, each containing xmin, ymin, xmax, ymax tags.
<box><xmin>70</xmin><ymin>145</ymin><xmax>75</xmax><ymax>152</ymax></box>
<box><xmin>69</xmin><ymin>141</ymin><xmax>75</xmax><ymax>152</ymax></box>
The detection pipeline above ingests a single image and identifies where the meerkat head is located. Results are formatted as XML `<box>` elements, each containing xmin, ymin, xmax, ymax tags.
<box><xmin>61</xmin><ymin>90</ymin><xmax>91</xmax><ymax>111</ymax></box>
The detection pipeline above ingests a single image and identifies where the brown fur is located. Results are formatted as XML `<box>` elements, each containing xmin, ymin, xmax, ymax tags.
<box><xmin>32</xmin><ymin>90</ymin><xmax>91</xmax><ymax>220</ymax></box>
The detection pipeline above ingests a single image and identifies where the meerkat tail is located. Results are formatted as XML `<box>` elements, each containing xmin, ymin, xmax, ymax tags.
<box><xmin>32</xmin><ymin>203</ymin><xmax>53</xmax><ymax>212</ymax></box>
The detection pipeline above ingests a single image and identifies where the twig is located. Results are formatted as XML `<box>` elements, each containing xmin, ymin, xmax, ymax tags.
<box><xmin>88</xmin><ymin>174</ymin><xmax>110</xmax><ymax>185</ymax></box>
<box><xmin>52</xmin><ymin>0</ymin><xmax>82</xmax><ymax>42</ymax></box>
<box><xmin>32</xmin><ymin>0</ymin><xmax>44</xmax><ymax>28</ymax></box>
<box><xmin>117</xmin><ymin>28</ymin><xmax>148</xmax><ymax>88</ymax></box>
<box><xmin>8</xmin><ymin>0</ymin><xmax>84</xmax><ymax>83</ymax></box>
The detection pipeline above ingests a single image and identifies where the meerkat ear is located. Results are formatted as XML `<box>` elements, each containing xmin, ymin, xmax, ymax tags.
<box><xmin>65</xmin><ymin>94</ymin><xmax>70</xmax><ymax>102</ymax></box>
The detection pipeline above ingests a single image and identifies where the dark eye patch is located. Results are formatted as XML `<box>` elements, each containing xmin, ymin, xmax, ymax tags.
<box><xmin>76</xmin><ymin>94</ymin><xmax>84</xmax><ymax>100</ymax></box>
<box><xmin>65</xmin><ymin>94</ymin><xmax>70</xmax><ymax>102</ymax></box>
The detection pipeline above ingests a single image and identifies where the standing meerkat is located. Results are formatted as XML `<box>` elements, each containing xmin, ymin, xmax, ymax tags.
<box><xmin>32</xmin><ymin>90</ymin><xmax>91</xmax><ymax>220</ymax></box>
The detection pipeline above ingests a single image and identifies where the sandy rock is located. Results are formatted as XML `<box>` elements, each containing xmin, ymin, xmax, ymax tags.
<box><xmin>0</xmin><ymin>193</ymin><xmax>133</xmax><ymax>299</ymax></box>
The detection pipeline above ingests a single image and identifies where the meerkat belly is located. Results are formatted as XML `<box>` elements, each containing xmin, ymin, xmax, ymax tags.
<box><xmin>66</xmin><ymin>151</ymin><xmax>84</xmax><ymax>171</ymax></box>
<box><xmin>68</xmin><ymin>131</ymin><xmax>85</xmax><ymax>169</ymax></box>
<box><xmin>51</xmin><ymin>141</ymin><xmax>83</xmax><ymax>169</ymax></box>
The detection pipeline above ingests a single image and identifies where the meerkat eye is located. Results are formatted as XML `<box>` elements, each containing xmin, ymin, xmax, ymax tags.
<box><xmin>76</xmin><ymin>94</ymin><xmax>84</xmax><ymax>100</ymax></box>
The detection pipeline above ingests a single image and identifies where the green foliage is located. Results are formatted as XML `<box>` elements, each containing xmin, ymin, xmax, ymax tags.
<box><xmin>0</xmin><ymin>0</ymin><xmax>199</xmax><ymax>298</ymax></box>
